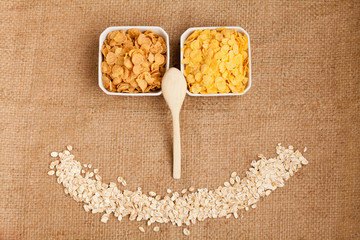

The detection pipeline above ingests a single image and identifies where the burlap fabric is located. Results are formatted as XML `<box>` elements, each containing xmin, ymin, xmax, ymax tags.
<box><xmin>1</xmin><ymin>0</ymin><xmax>359</xmax><ymax>239</ymax></box>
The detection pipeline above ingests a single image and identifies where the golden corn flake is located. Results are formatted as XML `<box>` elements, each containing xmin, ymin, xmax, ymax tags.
<box><xmin>101</xmin><ymin>28</ymin><xmax>167</xmax><ymax>93</ymax></box>
<box><xmin>182</xmin><ymin>28</ymin><xmax>249</xmax><ymax>94</ymax></box>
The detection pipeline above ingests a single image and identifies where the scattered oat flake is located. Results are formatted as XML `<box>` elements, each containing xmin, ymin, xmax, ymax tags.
<box><xmin>139</xmin><ymin>226</ymin><xmax>145</xmax><ymax>232</ymax></box>
<box><xmin>66</xmin><ymin>145</ymin><xmax>72</xmax><ymax>151</ymax></box>
<box><xmin>183</xmin><ymin>228</ymin><xmax>190</xmax><ymax>236</ymax></box>
<box><xmin>50</xmin><ymin>152</ymin><xmax>58</xmax><ymax>157</ymax></box>
<box><xmin>301</xmin><ymin>158</ymin><xmax>309</xmax><ymax>165</ymax></box>
<box><xmin>153</xmin><ymin>226</ymin><xmax>159</xmax><ymax>232</ymax></box>
<box><xmin>230</xmin><ymin>178</ymin><xmax>235</xmax><ymax>185</ymax></box>
<box><xmin>167</xmin><ymin>189</ymin><xmax>172</xmax><ymax>194</ymax></box>
<box><xmin>101</xmin><ymin>214</ymin><xmax>109</xmax><ymax>223</ymax></box>
<box><xmin>304</xmin><ymin>147</ymin><xmax>307</xmax><ymax>152</ymax></box>
<box><xmin>50</xmin><ymin>160</ymin><xmax>59</xmax><ymax>167</ymax></box>
<box><xmin>47</xmin><ymin>170</ymin><xmax>55</xmax><ymax>175</ymax></box>
<box><xmin>88</xmin><ymin>164</ymin><xmax>92</xmax><ymax>168</ymax></box>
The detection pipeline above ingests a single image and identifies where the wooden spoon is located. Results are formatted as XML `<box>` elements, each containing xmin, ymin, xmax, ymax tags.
<box><xmin>161</xmin><ymin>68</ymin><xmax>187</xmax><ymax>179</ymax></box>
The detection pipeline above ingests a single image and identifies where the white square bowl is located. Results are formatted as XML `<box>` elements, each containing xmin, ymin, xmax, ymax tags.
<box><xmin>180</xmin><ymin>26</ymin><xmax>251</xmax><ymax>96</ymax></box>
<box><xmin>99</xmin><ymin>26</ymin><xmax>170</xmax><ymax>96</ymax></box>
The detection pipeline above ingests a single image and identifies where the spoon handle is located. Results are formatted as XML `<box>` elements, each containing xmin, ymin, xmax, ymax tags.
<box><xmin>172</xmin><ymin>112</ymin><xmax>181</xmax><ymax>179</ymax></box>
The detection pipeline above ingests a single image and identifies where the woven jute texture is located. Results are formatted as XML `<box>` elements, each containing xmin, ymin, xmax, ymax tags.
<box><xmin>1</xmin><ymin>0</ymin><xmax>359</xmax><ymax>239</ymax></box>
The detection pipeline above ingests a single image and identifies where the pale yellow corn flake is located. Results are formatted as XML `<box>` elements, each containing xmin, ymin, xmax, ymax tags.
<box><xmin>127</xmin><ymin>28</ymin><xmax>141</xmax><ymax>39</ymax></box>
<box><xmin>111</xmin><ymin>64</ymin><xmax>124</xmax><ymax>77</ymax></box>
<box><xmin>182</xmin><ymin>28</ymin><xmax>249</xmax><ymax>94</ymax></box>
<box><xmin>102</xmin><ymin>74</ymin><xmax>111</xmax><ymax>89</ymax></box>
<box><xmin>113</xmin><ymin>31</ymin><xmax>127</xmax><ymax>44</ymax></box>
<box><xmin>101</xmin><ymin>29</ymin><xmax>167</xmax><ymax>93</ymax></box>
<box><xmin>132</xmin><ymin>64</ymin><xmax>143</xmax><ymax>75</ymax></box>
<box><xmin>106</xmin><ymin>52</ymin><xmax>117</xmax><ymax>65</ymax></box>
<box><xmin>154</xmin><ymin>53</ymin><xmax>165</xmax><ymax>65</ymax></box>
<box><xmin>123</xmin><ymin>57</ymin><xmax>133</xmax><ymax>70</ymax></box>
<box><xmin>112</xmin><ymin>77</ymin><xmax>122</xmax><ymax>85</ymax></box>
<box><xmin>101</xmin><ymin>62</ymin><xmax>111</xmax><ymax>74</ymax></box>
<box><xmin>136</xmin><ymin>78</ymin><xmax>148</xmax><ymax>92</ymax></box>
<box><xmin>131</xmin><ymin>53</ymin><xmax>145</xmax><ymax>65</ymax></box>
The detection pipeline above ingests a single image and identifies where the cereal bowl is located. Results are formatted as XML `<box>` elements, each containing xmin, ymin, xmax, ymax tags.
<box><xmin>180</xmin><ymin>26</ymin><xmax>251</xmax><ymax>96</ymax></box>
<box><xmin>99</xmin><ymin>26</ymin><xmax>170</xmax><ymax>96</ymax></box>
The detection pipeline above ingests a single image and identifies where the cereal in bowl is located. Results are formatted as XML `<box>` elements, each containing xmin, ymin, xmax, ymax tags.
<box><xmin>101</xmin><ymin>29</ymin><xmax>167</xmax><ymax>93</ymax></box>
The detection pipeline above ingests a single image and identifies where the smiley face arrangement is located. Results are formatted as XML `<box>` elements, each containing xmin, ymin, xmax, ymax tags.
<box><xmin>48</xmin><ymin>144</ymin><xmax>308</xmax><ymax>236</ymax></box>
